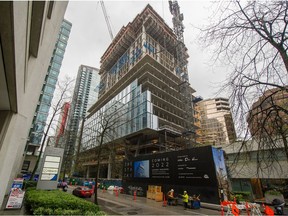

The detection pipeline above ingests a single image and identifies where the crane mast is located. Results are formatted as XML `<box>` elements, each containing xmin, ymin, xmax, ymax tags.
<box><xmin>169</xmin><ymin>0</ymin><xmax>195</xmax><ymax>146</ymax></box>
<box><xmin>169</xmin><ymin>0</ymin><xmax>188</xmax><ymax>82</ymax></box>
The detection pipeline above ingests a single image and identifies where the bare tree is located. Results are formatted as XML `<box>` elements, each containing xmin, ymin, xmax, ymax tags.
<box><xmin>29</xmin><ymin>76</ymin><xmax>74</xmax><ymax>181</ymax></box>
<box><xmin>200</xmin><ymin>1</ymin><xmax>288</xmax><ymax>173</ymax></box>
<box><xmin>77</xmin><ymin>100</ymin><xmax>129</xmax><ymax>205</ymax></box>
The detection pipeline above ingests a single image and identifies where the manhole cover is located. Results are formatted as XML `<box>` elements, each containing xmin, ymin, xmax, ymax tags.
<box><xmin>127</xmin><ymin>211</ymin><xmax>138</xmax><ymax>215</ymax></box>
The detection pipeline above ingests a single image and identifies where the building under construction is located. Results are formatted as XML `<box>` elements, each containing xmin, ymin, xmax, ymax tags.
<box><xmin>78</xmin><ymin>3</ymin><xmax>198</xmax><ymax>178</ymax></box>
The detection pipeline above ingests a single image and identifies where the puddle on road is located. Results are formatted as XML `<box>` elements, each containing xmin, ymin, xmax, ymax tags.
<box><xmin>127</xmin><ymin>211</ymin><xmax>138</xmax><ymax>215</ymax></box>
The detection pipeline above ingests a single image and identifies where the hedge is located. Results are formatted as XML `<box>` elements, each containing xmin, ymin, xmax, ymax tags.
<box><xmin>25</xmin><ymin>189</ymin><xmax>104</xmax><ymax>215</ymax></box>
<box><xmin>231</xmin><ymin>191</ymin><xmax>252</xmax><ymax>202</ymax></box>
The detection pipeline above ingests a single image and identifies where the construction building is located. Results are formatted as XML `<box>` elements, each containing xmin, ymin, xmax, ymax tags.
<box><xmin>195</xmin><ymin>98</ymin><xmax>236</xmax><ymax>146</ymax></box>
<box><xmin>64</xmin><ymin>65</ymin><xmax>100</xmax><ymax>176</ymax></box>
<box><xmin>0</xmin><ymin>1</ymin><xmax>68</xmax><ymax>208</ymax></box>
<box><xmin>23</xmin><ymin>19</ymin><xmax>72</xmax><ymax>174</ymax></box>
<box><xmin>79</xmin><ymin>4</ymin><xmax>197</xmax><ymax>178</ymax></box>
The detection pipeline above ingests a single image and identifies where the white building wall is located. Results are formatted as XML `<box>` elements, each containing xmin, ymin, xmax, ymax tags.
<box><xmin>0</xmin><ymin>1</ymin><xmax>68</xmax><ymax>208</ymax></box>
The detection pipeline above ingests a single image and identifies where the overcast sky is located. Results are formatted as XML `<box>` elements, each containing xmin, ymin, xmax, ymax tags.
<box><xmin>62</xmin><ymin>0</ymin><xmax>228</xmax><ymax>99</ymax></box>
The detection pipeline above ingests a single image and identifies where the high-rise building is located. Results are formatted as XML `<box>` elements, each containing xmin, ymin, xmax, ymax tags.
<box><xmin>80</xmin><ymin>4</ymin><xmax>197</xmax><ymax>178</ymax></box>
<box><xmin>195</xmin><ymin>98</ymin><xmax>236</xmax><ymax>146</ymax></box>
<box><xmin>23</xmin><ymin>19</ymin><xmax>72</xmax><ymax>173</ymax></box>
<box><xmin>0</xmin><ymin>1</ymin><xmax>68</xmax><ymax>207</ymax></box>
<box><xmin>64</xmin><ymin>65</ymin><xmax>100</xmax><ymax>175</ymax></box>
<box><xmin>55</xmin><ymin>102</ymin><xmax>71</xmax><ymax>147</ymax></box>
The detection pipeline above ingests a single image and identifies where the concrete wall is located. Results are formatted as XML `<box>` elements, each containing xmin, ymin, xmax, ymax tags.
<box><xmin>0</xmin><ymin>1</ymin><xmax>68</xmax><ymax>208</ymax></box>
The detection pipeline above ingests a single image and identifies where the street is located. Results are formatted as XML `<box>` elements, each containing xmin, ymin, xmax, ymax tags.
<box><xmin>67</xmin><ymin>186</ymin><xmax>221</xmax><ymax>215</ymax></box>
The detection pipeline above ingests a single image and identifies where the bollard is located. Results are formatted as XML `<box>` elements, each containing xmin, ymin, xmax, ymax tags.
<box><xmin>162</xmin><ymin>194</ymin><xmax>167</xmax><ymax>207</ymax></box>
<box><xmin>133</xmin><ymin>190</ymin><xmax>136</xmax><ymax>201</ymax></box>
<box><xmin>115</xmin><ymin>189</ymin><xmax>119</xmax><ymax>197</ymax></box>
<box><xmin>220</xmin><ymin>202</ymin><xmax>224</xmax><ymax>216</ymax></box>
<box><xmin>245</xmin><ymin>202</ymin><xmax>250</xmax><ymax>216</ymax></box>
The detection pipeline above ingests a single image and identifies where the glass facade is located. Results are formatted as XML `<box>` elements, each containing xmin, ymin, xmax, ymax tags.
<box><xmin>65</xmin><ymin>65</ymin><xmax>100</xmax><ymax>158</ymax></box>
<box><xmin>82</xmin><ymin>79</ymin><xmax>158</xmax><ymax>150</ymax></box>
<box><xmin>26</xmin><ymin>19</ymin><xmax>72</xmax><ymax>146</ymax></box>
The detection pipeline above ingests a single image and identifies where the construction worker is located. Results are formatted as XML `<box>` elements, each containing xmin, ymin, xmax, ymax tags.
<box><xmin>167</xmin><ymin>189</ymin><xmax>174</xmax><ymax>205</ymax></box>
<box><xmin>181</xmin><ymin>191</ymin><xmax>189</xmax><ymax>210</ymax></box>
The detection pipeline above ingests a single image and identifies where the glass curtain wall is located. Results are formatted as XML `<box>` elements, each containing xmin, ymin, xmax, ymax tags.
<box><xmin>82</xmin><ymin>79</ymin><xmax>158</xmax><ymax>150</ymax></box>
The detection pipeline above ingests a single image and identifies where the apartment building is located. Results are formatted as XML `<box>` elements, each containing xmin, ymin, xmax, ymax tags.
<box><xmin>195</xmin><ymin>98</ymin><xmax>236</xmax><ymax>146</ymax></box>
<box><xmin>80</xmin><ymin>4</ymin><xmax>196</xmax><ymax>178</ymax></box>
<box><xmin>0</xmin><ymin>1</ymin><xmax>68</xmax><ymax>208</ymax></box>
<box><xmin>64</xmin><ymin>65</ymin><xmax>100</xmax><ymax>175</ymax></box>
<box><xmin>23</xmin><ymin>19</ymin><xmax>72</xmax><ymax>174</ymax></box>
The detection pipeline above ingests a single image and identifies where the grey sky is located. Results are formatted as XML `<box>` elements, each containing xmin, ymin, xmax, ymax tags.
<box><xmin>61</xmin><ymin>0</ymin><xmax>228</xmax><ymax>99</ymax></box>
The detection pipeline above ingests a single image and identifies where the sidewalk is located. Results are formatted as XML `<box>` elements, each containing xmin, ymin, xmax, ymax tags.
<box><xmin>97</xmin><ymin>189</ymin><xmax>221</xmax><ymax>215</ymax></box>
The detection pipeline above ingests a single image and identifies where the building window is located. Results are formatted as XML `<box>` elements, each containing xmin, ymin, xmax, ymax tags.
<box><xmin>22</xmin><ymin>160</ymin><xmax>30</xmax><ymax>171</ymax></box>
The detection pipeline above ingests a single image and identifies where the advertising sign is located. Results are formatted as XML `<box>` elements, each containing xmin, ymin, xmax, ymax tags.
<box><xmin>123</xmin><ymin>145</ymin><xmax>218</xmax><ymax>186</ymax></box>
<box><xmin>5</xmin><ymin>178</ymin><xmax>25</xmax><ymax>209</ymax></box>
<box><xmin>122</xmin><ymin>145</ymin><xmax>226</xmax><ymax>204</ymax></box>
<box><xmin>36</xmin><ymin>146</ymin><xmax>64</xmax><ymax>190</ymax></box>
<box><xmin>40</xmin><ymin>156</ymin><xmax>60</xmax><ymax>181</ymax></box>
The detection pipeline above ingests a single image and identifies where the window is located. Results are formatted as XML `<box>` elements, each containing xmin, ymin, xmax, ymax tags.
<box><xmin>51</xmin><ymin>62</ymin><xmax>61</xmax><ymax>70</ymax></box>
<box><xmin>39</xmin><ymin>104</ymin><xmax>50</xmax><ymax>113</ymax></box>
<box><xmin>53</xmin><ymin>54</ymin><xmax>63</xmax><ymax>64</ymax></box>
<box><xmin>22</xmin><ymin>161</ymin><xmax>30</xmax><ymax>171</ymax></box>
<box><xmin>43</xmin><ymin>85</ymin><xmax>55</xmax><ymax>94</ymax></box>
<box><xmin>46</xmin><ymin>77</ymin><xmax>57</xmax><ymax>86</ymax></box>
<box><xmin>49</xmin><ymin>68</ymin><xmax>59</xmax><ymax>77</ymax></box>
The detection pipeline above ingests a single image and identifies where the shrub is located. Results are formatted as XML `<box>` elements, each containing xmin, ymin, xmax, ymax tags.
<box><xmin>265</xmin><ymin>189</ymin><xmax>282</xmax><ymax>196</ymax></box>
<box><xmin>23</xmin><ymin>181</ymin><xmax>37</xmax><ymax>190</ymax></box>
<box><xmin>25</xmin><ymin>189</ymin><xmax>100</xmax><ymax>215</ymax></box>
<box><xmin>231</xmin><ymin>191</ymin><xmax>252</xmax><ymax>202</ymax></box>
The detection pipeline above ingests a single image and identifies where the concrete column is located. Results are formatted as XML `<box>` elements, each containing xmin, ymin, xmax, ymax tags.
<box><xmin>107</xmin><ymin>155</ymin><xmax>111</xmax><ymax>180</ymax></box>
<box><xmin>86</xmin><ymin>166</ymin><xmax>90</xmax><ymax>178</ymax></box>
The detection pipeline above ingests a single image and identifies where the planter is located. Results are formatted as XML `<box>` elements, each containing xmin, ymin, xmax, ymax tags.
<box><xmin>264</xmin><ymin>191</ymin><xmax>284</xmax><ymax>204</ymax></box>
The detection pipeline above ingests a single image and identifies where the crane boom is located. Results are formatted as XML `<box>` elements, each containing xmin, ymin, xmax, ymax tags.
<box><xmin>100</xmin><ymin>0</ymin><xmax>114</xmax><ymax>40</ymax></box>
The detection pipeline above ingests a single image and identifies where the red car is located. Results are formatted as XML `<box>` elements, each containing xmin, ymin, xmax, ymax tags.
<box><xmin>72</xmin><ymin>186</ymin><xmax>93</xmax><ymax>198</ymax></box>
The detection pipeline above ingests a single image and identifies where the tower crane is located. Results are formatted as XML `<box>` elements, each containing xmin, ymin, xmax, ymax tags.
<box><xmin>169</xmin><ymin>0</ymin><xmax>195</xmax><ymax>146</ymax></box>
<box><xmin>100</xmin><ymin>0</ymin><xmax>114</xmax><ymax>41</ymax></box>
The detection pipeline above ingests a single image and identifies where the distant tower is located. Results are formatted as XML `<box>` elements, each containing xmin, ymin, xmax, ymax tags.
<box><xmin>23</xmin><ymin>19</ymin><xmax>72</xmax><ymax>173</ymax></box>
<box><xmin>195</xmin><ymin>98</ymin><xmax>236</xmax><ymax>146</ymax></box>
<box><xmin>64</xmin><ymin>65</ymin><xmax>100</xmax><ymax>175</ymax></box>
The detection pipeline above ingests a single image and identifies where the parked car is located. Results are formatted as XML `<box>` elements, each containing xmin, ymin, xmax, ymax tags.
<box><xmin>107</xmin><ymin>185</ymin><xmax>124</xmax><ymax>193</ymax></box>
<box><xmin>72</xmin><ymin>186</ymin><xmax>93</xmax><ymax>198</ymax></box>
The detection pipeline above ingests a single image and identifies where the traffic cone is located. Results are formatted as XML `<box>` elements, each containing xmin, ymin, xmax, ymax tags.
<box><xmin>220</xmin><ymin>202</ymin><xmax>224</xmax><ymax>216</ymax></box>
<box><xmin>245</xmin><ymin>202</ymin><xmax>250</xmax><ymax>216</ymax></box>
<box><xmin>133</xmin><ymin>190</ymin><xmax>136</xmax><ymax>201</ymax></box>
<box><xmin>162</xmin><ymin>194</ymin><xmax>167</xmax><ymax>207</ymax></box>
